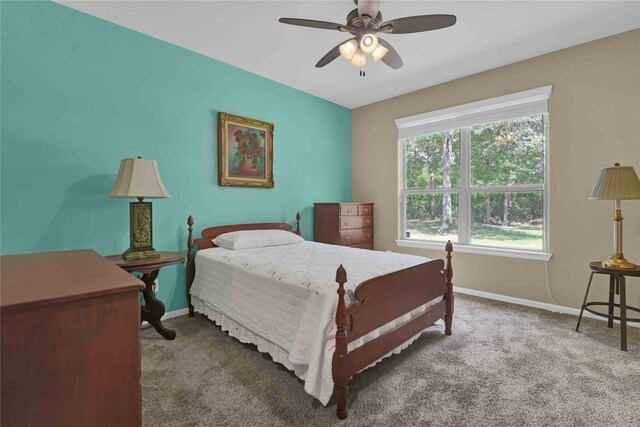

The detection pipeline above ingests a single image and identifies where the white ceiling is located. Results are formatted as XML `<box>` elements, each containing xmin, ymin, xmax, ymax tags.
<box><xmin>57</xmin><ymin>1</ymin><xmax>640</xmax><ymax>108</ymax></box>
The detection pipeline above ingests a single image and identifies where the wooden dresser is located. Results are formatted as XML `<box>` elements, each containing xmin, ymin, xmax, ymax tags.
<box><xmin>1</xmin><ymin>250</ymin><xmax>145</xmax><ymax>427</ymax></box>
<box><xmin>314</xmin><ymin>202</ymin><xmax>374</xmax><ymax>249</ymax></box>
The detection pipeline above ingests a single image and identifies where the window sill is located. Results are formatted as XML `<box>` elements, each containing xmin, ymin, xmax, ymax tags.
<box><xmin>395</xmin><ymin>239</ymin><xmax>552</xmax><ymax>261</ymax></box>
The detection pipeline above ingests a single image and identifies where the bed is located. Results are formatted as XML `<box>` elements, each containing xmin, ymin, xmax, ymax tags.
<box><xmin>186</xmin><ymin>213</ymin><xmax>453</xmax><ymax>419</ymax></box>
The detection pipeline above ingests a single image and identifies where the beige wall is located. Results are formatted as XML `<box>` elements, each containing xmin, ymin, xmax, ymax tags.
<box><xmin>352</xmin><ymin>29</ymin><xmax>640</xmax><ymax>310</ymax></box>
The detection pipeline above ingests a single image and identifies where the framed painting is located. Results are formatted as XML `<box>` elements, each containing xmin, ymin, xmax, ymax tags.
<box><xmin>218</xmin><ymin>112</ymin><xmax>274</xmax><ymax>188</ymax></box>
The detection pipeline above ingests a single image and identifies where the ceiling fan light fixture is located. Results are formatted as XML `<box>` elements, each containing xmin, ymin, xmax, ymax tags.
<box><xmin>339</xmin><ymin>39</ymin><xmax>359</xmax><ymax>61</ymax></box>
<box><xmin>371</xmin><ymin>44</ymin><xmax>389</xmax><ymax>62</ymax></box>
<box><xmin>351</xmin><ymin>48</ymin><xmax>366</xmax><ymax>67</ymax></box>
<box><xmin>359</xmin><ymin>33</ymin><xmax>379</xmax><ymax>53</ymax></box>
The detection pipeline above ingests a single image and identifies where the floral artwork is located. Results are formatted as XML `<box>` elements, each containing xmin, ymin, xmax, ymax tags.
<box><xmin>228</xmin><ymin>125</ymin><xmax>266</xmax><ymax>178</ymax></box>
<box><xmin>218</xmin><ymin>112</ymin><xmax>274</xmax><ymax>188</ymax></box>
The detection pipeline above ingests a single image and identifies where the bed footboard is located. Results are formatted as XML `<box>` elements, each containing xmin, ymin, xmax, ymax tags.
<box><xmin>333</xmin><ymin>241</ymin><xmax>453</xmax><ymax>419</ymax></box>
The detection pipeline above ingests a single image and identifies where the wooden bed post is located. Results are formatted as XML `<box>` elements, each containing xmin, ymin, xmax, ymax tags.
<box><xmin>444</xmin><ymin>240</ymin><xmax>454</xmax><ymax>335</ymax></box>
<box><xmin>295</xmin><ymin>212</ymin><xmax>301</xmax><ymax>236</ymax></box>
<box><xmin>187</xmin><ymin>215</ymin><xmax>195</xmax><ymax>317</ymax></box>
<box><xmin>333</xmin><ymin>264</ymin><xmax>349</xmax><ymax>420</ymax></box>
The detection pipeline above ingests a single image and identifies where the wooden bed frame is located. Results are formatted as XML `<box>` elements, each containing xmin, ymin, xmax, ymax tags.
<box><xmin>186</xmin><ymin>213</ymin><xmax>453</xmax><ymax>420</ymax></box>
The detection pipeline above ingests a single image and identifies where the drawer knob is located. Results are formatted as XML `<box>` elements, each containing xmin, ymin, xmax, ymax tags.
<box><xmin>345</xmin><ymin>236</ymin><xmax>350</xmax><ymax>241</ymax></box>
<box><xmin>347</xmin><ymin>209</ymin><xmax>352</xmax><ymax>214</ymax></box>
<box><xmin>344</xmin><ymin>222</ymin><xmax>349</xmax><ymax>226</ymax></box>
<box><xmin>366</xmin><ymin>220</ymin><xmax>371</xmax><ymax>225</ymax></box>
<box><xmin>364</xmin><ymin>208</ymin><xmax>369</xmax><ymax>213</ymax></box>
<box><xmin>366</xmin><ymin>234</ymin><xmax>371</xmax><ymax>239</ymax></box>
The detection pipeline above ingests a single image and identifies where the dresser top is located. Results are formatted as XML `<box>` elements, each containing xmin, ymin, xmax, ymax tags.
<box><xmin>1</xmin><ymin>249</ymin><xmax>144</xmax><ymax>311</ymax></box>
<box><xmin>314</xmin><ymin>202</ymin><xmax>374</xmax><ymax>205</ymax></box>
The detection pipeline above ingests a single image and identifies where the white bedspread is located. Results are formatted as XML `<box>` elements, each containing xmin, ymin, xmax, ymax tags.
<box><xmin>190</xmin><ymin>241</ymin><xmax>440</xmax><ymax>405</ymax></box>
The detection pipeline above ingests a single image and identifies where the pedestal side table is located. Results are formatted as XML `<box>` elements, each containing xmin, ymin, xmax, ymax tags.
<box><xmin>576</xmin><ymin>262</ymin><xmax>640</xmax><ymax>351</ymax></box>
<box><xmin>107</xmin><ymin>252</ymin><xmax>184</xmax><ymax>340</ymax></box>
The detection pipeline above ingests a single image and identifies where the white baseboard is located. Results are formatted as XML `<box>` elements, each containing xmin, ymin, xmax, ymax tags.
<box><xmin>141</xmin><ymin>307</ymin><xmax>189</xmax><ymax>328</ymax></box>
<box><xmin>150</xmin><ymin>293</ymin><xmax>638</xmax><ymax>330</ymax></box>
<box><xmin>455</xmin><ymin>287</ymin><xmax>639</xmax><ymax>328</ymax></box>
<box><xmin>162</xmin><ymin>307</ymin><xmax>190</xmax><ymax>320</ymax></box>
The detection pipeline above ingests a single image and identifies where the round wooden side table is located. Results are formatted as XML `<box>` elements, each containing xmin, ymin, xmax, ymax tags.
<box><xmin>106</xmin><ymin>252</ymin><xmax>184</xmax><ymax>340</ymax></box>
<box><xmin>576</xmin><ymin>262</ymin><xmax>640</xmax><ymax>351</ymax></box>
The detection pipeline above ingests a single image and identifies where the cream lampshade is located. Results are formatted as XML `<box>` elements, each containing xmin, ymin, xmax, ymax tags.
<box><xmin>109</xmin><ymin>158</ymin><xmax>171</xmax><ymax>199</ymax></box>
<box><xmin>589</xmin><ymin>163</ymin><xmax>640</xmax><ymax>268</ymax></box>
<box><xmin>109</xmin><ymin>157</ymin><xmax>171</xmax><ymax>260</ymax></box>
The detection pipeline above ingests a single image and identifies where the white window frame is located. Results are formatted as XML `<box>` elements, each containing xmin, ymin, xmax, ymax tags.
<box><xmin>395</xmin><ymin>86</ymin><xmax>552</xmax><ymax>261</ymax></box>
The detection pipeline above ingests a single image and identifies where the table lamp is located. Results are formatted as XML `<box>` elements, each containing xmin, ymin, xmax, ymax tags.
<box><xmin>589</xmin><ymin>163</ymin><xmax>640</xmax><ymax>269</ymax></box>
<box><xmin>109</xmin><ymin>157</ymin><xmax>171</xmax><ymax>260</ymax></box>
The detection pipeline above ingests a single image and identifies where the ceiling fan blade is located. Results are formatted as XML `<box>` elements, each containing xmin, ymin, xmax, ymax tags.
<box><xmin>358</xmin><ymin>0</ymin><xmax>381</xmax><ymax>18</ymax></box>
<box><xmin>315</xmin><ymin>42</ymin><xmax>344</xmax><ymax>68</ymax></box>
<box><xmin>378</xmin><ymin>38</ymin><xmax>403</xmax><ymax>69</ymax></box>
<box><xmin>279</xmin><ymin>18</ymin><xmax>345</xmax><ymax>31</ymax></box>
<box><xmin>380</xmin><ymin>14</ymin><xmax>457</xmax><ymax>34</ymax></box>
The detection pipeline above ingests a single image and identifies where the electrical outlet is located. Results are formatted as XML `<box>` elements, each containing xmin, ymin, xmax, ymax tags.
<box><xmin>153</xmin><ymin>279</ymin><xmax>159</xmax><ymax>293</ymax></box>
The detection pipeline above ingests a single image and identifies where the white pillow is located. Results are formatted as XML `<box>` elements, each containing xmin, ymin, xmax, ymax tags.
<box><xmin>213</xmin><ymin>229</ymin><xmax>304</xmax><ymax>250</ymax></box>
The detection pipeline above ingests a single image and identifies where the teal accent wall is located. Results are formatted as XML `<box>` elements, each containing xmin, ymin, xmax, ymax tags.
<box><xmin>1</xmin><ymin>2</ymin><xmax>352</xmax><ymax>311</ymax></box>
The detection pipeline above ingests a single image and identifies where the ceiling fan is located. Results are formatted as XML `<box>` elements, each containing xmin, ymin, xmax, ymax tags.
<box><xmin>279</xmin><ymin>0</ymin><xmax>457</xmax><ymax>76</ymax></box>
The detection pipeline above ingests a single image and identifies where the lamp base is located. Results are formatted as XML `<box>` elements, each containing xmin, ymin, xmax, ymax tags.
<box><xmin>121</xmin><ymin>199</ymin><xmax>159</xmax><ymax>261</ymax></box>
<box><xmin>122</xmin><ymin>247</ymin><xmax>160</xmax><ymax>261</ymax></box>
<box><xmin>602</xmin><ymin>253</ymin><xmax>637</xmax><ymax>269</ymax></box>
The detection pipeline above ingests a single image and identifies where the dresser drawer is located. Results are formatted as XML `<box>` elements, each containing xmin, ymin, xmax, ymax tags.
<box><xmin>340</xmin><ymin>204</ymin><xmax>358</xmax><ymax>216</ymax></box>
<box><xmin>358</xmin><ymin>204</ymin><xmax>373</xmax><ymax>216</ymax></box>
<box><xmin>340</xmin><ymin>228</ymin><xmax>373</xmax><ymax>245</ymax></box>
<box><xmin>349</xmin><ymin>242</ymin><xmax>373</xmax><ymax>250</ymax></box>
<box><xmin>340</xmin><ymin>215</ymin><xmax>373</xmax><ymax>230</ymax></box>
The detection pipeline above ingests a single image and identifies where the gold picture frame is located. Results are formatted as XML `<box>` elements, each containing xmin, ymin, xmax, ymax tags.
<box><xmin>218</xmin><ymin>112</ymin><xmax>274</xmax><ymax>188</ymax></box>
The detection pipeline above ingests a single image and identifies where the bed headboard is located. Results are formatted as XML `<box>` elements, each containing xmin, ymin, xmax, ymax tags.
<box><xmin>188</xmin><ymin>212</ymin><xmax>301</xmax><ymax>251</ymax></box>
<box><xmin>185</xmin><ymin>212</ymin><xmax>301</xmax><ymax>316</ymax></box>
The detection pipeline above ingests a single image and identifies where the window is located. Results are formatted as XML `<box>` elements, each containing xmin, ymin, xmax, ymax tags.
<box><xmin>396</xmin><ymin>86</ymin><xmax>552</xmax><ymax>260</ymax></box>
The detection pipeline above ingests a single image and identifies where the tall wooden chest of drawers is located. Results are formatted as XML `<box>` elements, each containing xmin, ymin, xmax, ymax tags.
<box><xmin>1</xmin><ymin>250</ymin><xmax>145</xmax><ymax>427</ymax></box>
<box><xmin>314</xmin><ymin>202</ymin><xmax>374</xmax><ymax>249</ymax></box>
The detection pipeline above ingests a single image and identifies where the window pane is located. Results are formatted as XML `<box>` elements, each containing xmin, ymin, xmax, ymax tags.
<box><xmin>470</xmin><ymin>115</ymin><xmax>544</xmax><ymax>187</ymax></box>
<box><xmin>470</xmin><ymin>191</ymin><xmax>543</xmax><ymax>250</ymax></box>
<box><xmin>406</xmin><ymin>193</ymin><xmax>458</xmax><ymax>242</ymax></box>
<box><xmin>405</xmin><ymin>130</ymin><xmax>460</xmax><ymax>189</ymax></box>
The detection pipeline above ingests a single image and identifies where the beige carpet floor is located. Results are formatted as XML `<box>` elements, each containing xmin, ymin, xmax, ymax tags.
<box><xmin>141</xmin><ymin>294</ymin><xmax>639</xmax><ymax>426</ymax></box>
